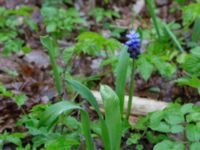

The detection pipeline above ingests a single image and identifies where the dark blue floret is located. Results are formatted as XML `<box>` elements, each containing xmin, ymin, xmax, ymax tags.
<box><xmin>125</xmin><ymin>30</ymin><xmax>141</xmax><ymax>59</ymax></box>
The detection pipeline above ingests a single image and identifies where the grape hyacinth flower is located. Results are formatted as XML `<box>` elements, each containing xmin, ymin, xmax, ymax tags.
<box><xmin>125</xmin><ymin>29</ymin><xmax>141</xmax><ymax>119</ymax></box>
<box><xmin>125</xmin><ymin>30</ymin><xmax>141</xmax><ymax>59</ymax></box>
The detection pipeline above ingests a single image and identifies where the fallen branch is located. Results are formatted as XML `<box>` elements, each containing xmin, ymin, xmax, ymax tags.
<box><xmin>92</xmin><ymin>91</ymin><xmax>168</xmax><ymax>116</ymax></box>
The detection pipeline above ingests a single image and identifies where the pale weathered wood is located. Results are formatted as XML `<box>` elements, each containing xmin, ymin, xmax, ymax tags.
<box><xmin>92</xmin><ymin>91</ymin><xmax>168</xmax><ymax>116</ymax></box>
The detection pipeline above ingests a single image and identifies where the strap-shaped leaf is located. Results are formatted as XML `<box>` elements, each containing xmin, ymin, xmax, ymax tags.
<box><xmin>39</xmin><ymin>101</ymin><xmax>94</xmax><ymax>150</ymax></box>
<box><xmin>40</xmin><ymin>36</ymin><xmax>62</xmax><ymax>96</ymax></box>
<box><xmin>100</xmin><ymin>85</ymin><xmax>122</xmax><ymax>150</ymax></box>
<box><xmin>66</xmin><ymin>79</ymin><xmax>102</xmax><ymax>118</ymax></box>
<box><xmin>192</xmin><ymin>17</ymin><xmax>200</xmax><ymax>42</ymax></box>
<box><xmin>146</xmin><ymin>0</ymin><xmax>161</xmax><ymax>38</ymax></box>
<box><xmin>162</xmin><ymin>22</ymin><xmax>184</xmax><ymax>52</ymax></box>
<box><xmin>115</xmin><ymin>46</ymin><xmax>129</xmax><ymax>115</ymax></box>
<box><xmin>66</xmin><ymin>79</ymin><xmax>111</xmax><ymax>150</ymax></box>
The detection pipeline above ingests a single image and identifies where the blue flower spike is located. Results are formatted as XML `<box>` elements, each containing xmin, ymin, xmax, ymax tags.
<box><xmin>125</xmin><ymin>30</ymin><xmax>141</xmax><ymax>59</ymax></box>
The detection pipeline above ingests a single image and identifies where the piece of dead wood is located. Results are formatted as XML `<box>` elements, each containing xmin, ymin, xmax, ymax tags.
<box><xmin>92</xmin><ymin>91</ymin><xmax>168</xmax><ymax>116</ymax></box>
<box><xmin>133</xmin><ymin>0</ymin><xmax>145</xmax><ymax>14</ymax></box>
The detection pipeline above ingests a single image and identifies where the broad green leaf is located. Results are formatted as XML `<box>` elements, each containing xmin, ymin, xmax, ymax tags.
<box><xmin>38</xmin><ymin>101</ymin><xmax>94</xmax><ymax>150</ymax></box>
<box><xmin>63</xmin><ymin>46</ymin><xmax>75</xmax><ymax>64</ymax></box>
<box><xmin>186</xmin><ymin>124</ymin><xmax>200</xmax><ymax>142</ymax></box>
<box><xmin>89</xmin><ymin>8</ymin><xmax>120</xmax><ymax>23</ymax></box>
<box><xmin>115</xmin><ymin>46</ymin><xmax>129</xmax><ymax>114</ymax></box>
<box><xmin>100</xmin><ymin>85</ymin><xmax>122</xmax><ymax>150</ymax></box>
<box><xmin>186</xmin><ymin>112</ymin><xmax>200</xmax><ymax>123</ymax></box>
<box><xmin>150</xmin><ymin>122</ymin><xmax>170</xmax><ymax>133</ymax></box>
<box><xmin>181</xmin><ymin>103</ymin><xmax>194</xmax><ymax>114</ymax></box>
<box><xmin>137</xmin><ymin>56</ymin><xmax>154</xmax><ymax>81</ymax></box>
<box><xmin>65</xmin><ymin>116</ymin><xmax>81</xmax><ymax>130</ymax></box>
<box><xmin>153</xmin><ymin>140</ymin><xmax>185</xmax><ymax>150</ymax></box>
<box><xmin>46</xmin><ymin>23</ymin><xmax>57</xmax><ymax>33</ymax></box>
<box><xmin>136</xmin><ymin>144</ymin><xmax>143</xmax><ymax>150</ymax></box>
<box><xmin>176</xmin><ymin>52</ymin><xmax>187</xmax><ymax>64</ymax></box>
<box><xmin>190</xmin><ymin>142</ymin><xmax>200</xmax><ymax>150</ymax></box>
<box><xmin>182</xmin><ymin>49</ymin><xmax>200</xmax><ymax>76</ymax></box>
<box><xmin>165</xmin><ymin>112</ymin><xmax>184</xmax><ymax>125</ymax></box>
<box><xmin>22</xmin><ymin>46</ymin><xmax>31</xmax><ymax>53</ymax></box>
<box><xmin>170</xmin><ymin>125</ymin><xmax>184</xmax><ymax>133</ymax></box>
<box><xmin>133</xmin><ymin>116</ymin><xmax>149</xmax><ymax>130</ymax></box>
<box><xmin>126</xmin><ymin>133</ymin><xmax>142</xmax><ymax>145</ymax></box>
<box><xmin>149</xmin><ymin>111</ymin><xmax>164</xmax><ymax>126</ymax></box>
<box><xmin>41</xmin><ymin>7</ymin><xmax>84</xmax><ymax>36</ymax></box>
<box><xmin>149</xmin><ymin>111</ymin><xmax>170</xmax><ymax>133</ymax></box>
<box><xmin>163</xmin><ymin>103</ymin><xmax>184</xmax><ymax>125</ymax></box>
<box><xmin>152</xmin><ymin>56</ymin><xmax>176</xmax><ymax>78</ymax></box>
<box><xmin>182</xmin><ymin>3</ymin><xmax>200</xmax><ymax>27</ymax></box>
<box><xmin>191</xmin><ymin>47</ymin><xmax>200</xmax><ymax>58</ymax></box>
<box><xmin>146</xmin><ymin>131</ymin><xmax>168</xmax><ymax>144</ymax></box>
<box><xmin>175</xmin><ymin>76</ymin><xmax>200</xmax><ymax>92</ymax></box>
<box><xmin>75</xmin><ymin>32</ymin><xmax>105</xmax><ymax>55</ymax></box>
<box><xmin>45</xmin><ymin>136</ymin><xmax>79</xmax><ymax>150</ymax></box>
<box><xmin>75</xmin><ymin>32</ymin><xmax>122</xmax><ymax>55</ymax></box>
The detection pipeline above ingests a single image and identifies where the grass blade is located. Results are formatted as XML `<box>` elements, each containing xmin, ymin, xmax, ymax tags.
<box><xmin>115</xmin><ymin>46</ymin><xmax>129</xmax><ymax>115</ymax></box>
<box><xmin>146</xmin><ymin>0</ymin><xmax>161</xmax><ymax>38</ymax></box>
<box><xmin>162</xmin><ymin>22</ymin><xmax>184</xmax><ymax>52</ymax></box>
<box><xmin>100</xmin><ymin>85</ymin><xmax>122</xmax><ymax>150</ymax></box>
<box><xmin>39</xmin><ymin>101</ymin><xmax>94</xmax><ymax>150</ymax></box>
<box><xmin>40</xmin><ymin>36</ymin><xmax>62</xmax><ymax>96</ymax></box>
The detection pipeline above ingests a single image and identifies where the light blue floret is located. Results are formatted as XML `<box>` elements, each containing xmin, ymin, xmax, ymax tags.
<box><xmin>126</xmin><ymin>30</ymin><xmax>140</xmax><ymax>39</ymax></box>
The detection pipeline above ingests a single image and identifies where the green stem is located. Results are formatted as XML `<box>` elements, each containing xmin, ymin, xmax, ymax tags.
<box><xmin>127</xmin><ymin>60</ymin><xmax>135</xmax><ymax>119</ymax></box>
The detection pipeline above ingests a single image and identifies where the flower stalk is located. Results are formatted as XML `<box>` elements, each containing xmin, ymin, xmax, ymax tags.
<box><xmin>125</xmin><ymin>29</ymin><xmax>141</xmax><ymax>119</ymax></box>
<box><xmin>127</xmin><ymin>60</ymin><xmax>135</xmax><ymax>119</ymax></box>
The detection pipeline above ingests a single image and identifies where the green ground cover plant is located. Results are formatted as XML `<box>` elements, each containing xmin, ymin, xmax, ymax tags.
<box><xmin>130</xmin><ymin>103</ymin><xmax>200</xmax><ymax>150</ymax></box>
<box><xmin>0</xmin><ymin>0</ymin><xmax>200</xmax><ymax>149</ymax></box>
<box><xmin>0</xmin><ymin>6</ymin><xmax>35</xmax><ymax>55</ymax></box>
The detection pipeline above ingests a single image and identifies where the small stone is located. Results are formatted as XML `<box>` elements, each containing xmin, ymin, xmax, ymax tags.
<box><xmin>24</xmin><ymin>50</ymin><xmax>50</xmax><ymax>69</ymax></box>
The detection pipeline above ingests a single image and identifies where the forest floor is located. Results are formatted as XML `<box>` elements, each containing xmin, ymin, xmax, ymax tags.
<box><xmin>0</xmin><ymin>0</ymin><xmax>199</xmax><ymax>149</ymax></box>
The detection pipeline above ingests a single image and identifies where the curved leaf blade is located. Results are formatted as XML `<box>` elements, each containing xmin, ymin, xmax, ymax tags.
<box><xmin>39</xmin><ymin>101</ymin><xmax>94</xmax><ymax>150</ymax></box>
<box><xmin>115</xmin><ymin>46</ymin><xmax>129</xmax><ymax>115</ymax></box>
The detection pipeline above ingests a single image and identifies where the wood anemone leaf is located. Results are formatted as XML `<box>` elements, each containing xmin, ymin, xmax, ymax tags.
<box><xmin>153</xmin><ymin>140</ymin><xmax>185</xmax><ymax>150</ymax></box>
<box><xmin>100</xmin><ymin>85</ymin><xmax>122</xmax><ymax>150</ymax></box>
<box><xmin>38</xmin><ymin>101</ymin><xmax>94</xmax><ymax>150</ymax></box>
<box><xmin>115</xmin><ymin>46</ymin><xmax>129</xmax><ymax>115</ymax></box>
<box><xmin>181</xmin><ymin>52</ymin><xmax>200</xmax><ymax>76</ymax></box>
<box><xmin>66</xmin><ymin>79</ymin><xmax>110</xmax><ymax>150</ymax></box>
